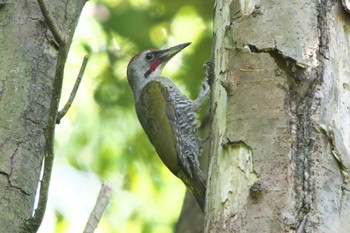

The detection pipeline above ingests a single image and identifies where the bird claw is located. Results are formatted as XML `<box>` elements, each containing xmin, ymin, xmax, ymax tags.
<box><xmin>203</xmin><ymin>61</ymin><xmax>214</xmax><ymax>82</ymax></box>
<box><xmin>200</xmin><ymin>61</ymin><xmax>214</xmax><ymax>98</ymax></box>
<box><xmin>201</xmin><ymin>80</ymin><xmax>210</xmax><ymax>99</ymax></box>
<box><xmin>192</xmin><ymin>61</ymin><xmax>213</xmax><ymax>111</ymax></box>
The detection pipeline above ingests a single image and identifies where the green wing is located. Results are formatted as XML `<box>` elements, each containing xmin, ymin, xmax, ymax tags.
<box><xmin>136</xmin><ymin>81</ymin><xmax>181</xmax><ymax>176</ymax></box>
<box><xmin>136</xmin><ymin>80</ymin><xmax>206</xmax><ymax>211</ymax></box>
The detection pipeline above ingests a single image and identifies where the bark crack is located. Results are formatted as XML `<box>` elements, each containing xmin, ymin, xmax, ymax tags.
<box><xmin>0</xmin><ymin>138</ymin><xmax>32</xmax><ymax>197</ymax></box>
<box><xmin>244</xmin><ymin>41</ymin><xmax>321</xmax><ymax>228</ymax></box>
<box><xmin>0</xmin><ymin>169</ymin><xmax>29</xmax><ymax>197</ymax></box>
<box><xmin>320</xmin><ymin>125</ymin><xmax>350</xmax><ymax>184</ymax></box>
<box><xmin>0</xmin><ymin>78</ymin><xmax>5</xmax><ymax>101</ymax></box>
<box><xmin>64</xmin><ymin>0</ymin><xmax>70</xmax><ymax>23</ymax></box>
<box><xmin>245</xmin><ymin>43</ymin><xmax>318</xmax><ymax>102</ymax></box>
<box><xmin>316</xmin><ymin>1</ymin><xmax>331</xmax><ymax>61</ymax></box>
<box><xmin>8</xmin><ymin>142</ymin><xmax>30</xmax><ymax>196</ymax></box>
<box><xmin>245</xmin><ymin>44</ymin><xmax>309</xmax><ymax>81</ymax></box>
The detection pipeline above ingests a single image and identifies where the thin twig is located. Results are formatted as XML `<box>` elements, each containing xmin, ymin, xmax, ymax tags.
<box><xmin>25</xmin><ymin>40</ymin><xmax>70</xmax><ymax>230</ymax></box>
<box><xmin>56</xmin><ymin>55</ymin><xmax>89</xmax><ymax>124</ymax></box>
<box><xmin>83</xmin><ymin>182</ymin><xmax>112</xmax><ymax>233</ymax></box>
<box><xmin>37</xmin><ymin>0</ymin><xmax>64</xmax><ymax>45</ymax></box>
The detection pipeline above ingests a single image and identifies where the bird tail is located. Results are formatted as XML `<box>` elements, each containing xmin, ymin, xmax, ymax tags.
<box><xmin>191</xmin><ymin>172</ymin><xmax>206</xmax><ymax>212</ymax></box>
<box><xmin>177</xmin><ymin>166</ymin><xmax>206</xmax><ymax>211</ymax></box>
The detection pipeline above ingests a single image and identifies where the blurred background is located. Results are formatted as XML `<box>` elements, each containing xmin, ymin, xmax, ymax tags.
<box><xmin>38</xmin><ymin>0</ymin><xmax>213</xmax><ymax>232</ymax></box>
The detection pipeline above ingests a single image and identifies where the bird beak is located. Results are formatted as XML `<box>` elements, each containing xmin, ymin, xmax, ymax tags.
<box><xmin>159</xmin><ymin>42</ymin><xmax>191</xmax><ymax>61</ymax></box>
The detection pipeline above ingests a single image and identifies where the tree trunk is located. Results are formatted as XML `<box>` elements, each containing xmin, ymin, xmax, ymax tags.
<box><xmin>0</xmin><ymin>0</ymin><xmax>85</xmax><ymax>232</ymax></box>
<box><xmin>206</xmin><ymin>0</ymin><xmax>350</xmax><ymax>232</ymax></box>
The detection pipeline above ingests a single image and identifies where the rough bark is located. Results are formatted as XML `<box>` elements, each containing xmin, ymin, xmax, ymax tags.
<box><xmin>0</xmin><ymin>0</ymin><xmax>85</xmax><ymax>232</ymax></box>
<box><xmin>205</xmin><ymin>0</ymin><xmax>350</xmax><ymax>232</ymax></box>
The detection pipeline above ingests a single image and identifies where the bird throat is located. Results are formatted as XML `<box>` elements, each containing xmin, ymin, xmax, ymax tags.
<box><xmin>144</xmin><ymin>60</ymin><xmax>162</xmax><ymax>78</ymax></box>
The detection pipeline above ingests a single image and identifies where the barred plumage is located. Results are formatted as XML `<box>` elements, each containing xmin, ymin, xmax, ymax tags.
<box><xmin>127</xmin><ymin>43</ymin><xmax>208</xmax><ymax>211</ymax></box>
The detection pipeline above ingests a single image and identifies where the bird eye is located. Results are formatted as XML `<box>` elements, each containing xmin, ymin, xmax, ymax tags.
<box><xmin>145</xmin><ymin>53</ymin><xmax>154</xmax><ymax>61</ymax></box>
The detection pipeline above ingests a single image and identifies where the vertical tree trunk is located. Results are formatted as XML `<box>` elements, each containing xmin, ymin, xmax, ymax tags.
<box><xmin>206</xmin><ymin>0</ymin><xmax>350</xmax><ymax>232</ymax></box>
<box><xmin>0</xmin><ymin>0</ymin><xmax>85</xmax><ymax>232</ymax></box>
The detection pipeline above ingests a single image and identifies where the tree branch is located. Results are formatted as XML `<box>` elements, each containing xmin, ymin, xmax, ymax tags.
<box><xmin>23</xmin><ymin>145</ymin><xmax>55</xmax><ymax>232</ymax></box>
<box><xmin>83</xmin><ymin>182</ymin><xmax>112</xmax><ymax>233</ymax></box>
<box><xmin>37</xmin><ymin>0</ymin><xmax>65</xmax><ymax>45</ymax></box>
<box><xmin>56</xmin><ymin>55</ymin><xmax>89</xmax><ymax>124</ymax></box>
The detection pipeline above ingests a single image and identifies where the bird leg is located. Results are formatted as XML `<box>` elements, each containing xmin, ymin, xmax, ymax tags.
<box><xmin>192</xmin><ymin>61</ymin><xmax>213</xmax><ymax>111</ymax></box>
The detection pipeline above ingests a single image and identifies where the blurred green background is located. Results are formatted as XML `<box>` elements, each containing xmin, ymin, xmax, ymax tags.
<box><xmin>38</xmin><ymin>0</ymin><xmax>213</xmax><ymax>232</ymax></box>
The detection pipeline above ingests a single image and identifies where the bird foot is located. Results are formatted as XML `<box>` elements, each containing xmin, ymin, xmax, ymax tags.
<box><xmin>192</xmin><ymin>61</ymin><xmax>214</xmax><ymax>111</ymax></box>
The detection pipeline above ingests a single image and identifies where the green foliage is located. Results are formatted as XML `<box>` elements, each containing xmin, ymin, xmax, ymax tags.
<box><xmin>52</xmin><ymin>0</ymin><xmax>213</xmax><ymax>232</ymax></box>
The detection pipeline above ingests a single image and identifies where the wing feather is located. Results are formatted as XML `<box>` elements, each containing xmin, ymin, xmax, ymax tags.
<box><xmin>136</xmin><ymin>81</ymin><xmax>180</xmax><ymax>175</ymax></box>
<box><xmin>135</xmin><ymin>80</ymin><xmax>206</xmax><ymax>211</ymax></box>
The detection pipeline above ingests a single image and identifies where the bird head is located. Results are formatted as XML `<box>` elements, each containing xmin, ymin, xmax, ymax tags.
<box><xmin>127</xmin><ymin>42</ymin><xmax>191</xmax><ymax>93</ymax></box>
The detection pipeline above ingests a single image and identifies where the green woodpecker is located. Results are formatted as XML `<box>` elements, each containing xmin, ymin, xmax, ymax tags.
<box><xmin>127</xmin><ymin>42</ymin><xmax>208</xmax><ymax>211</ymax></box>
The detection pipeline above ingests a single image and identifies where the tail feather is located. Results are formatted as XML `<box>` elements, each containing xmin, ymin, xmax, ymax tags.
<box><xmin>191</xmin><ymin>172</ymin><xmax>206</xmax><ymax>211</ymax></box>
<box><xmin>179</xmin><ymin>171</ymin><xmax>206</xmax><ymax>212</ymax></box>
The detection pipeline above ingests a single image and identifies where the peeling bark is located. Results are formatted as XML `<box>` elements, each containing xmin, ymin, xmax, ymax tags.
<box><xmin>206</xmin><ymin>0</ymin><xmax>350</xmax><ymax>232</ymax></box>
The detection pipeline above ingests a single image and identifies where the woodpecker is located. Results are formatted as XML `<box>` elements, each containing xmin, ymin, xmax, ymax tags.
<box><xmin>127</xmin><ymin>42</ymin><xmax>209</xmax><ymax>211</ymax></box>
